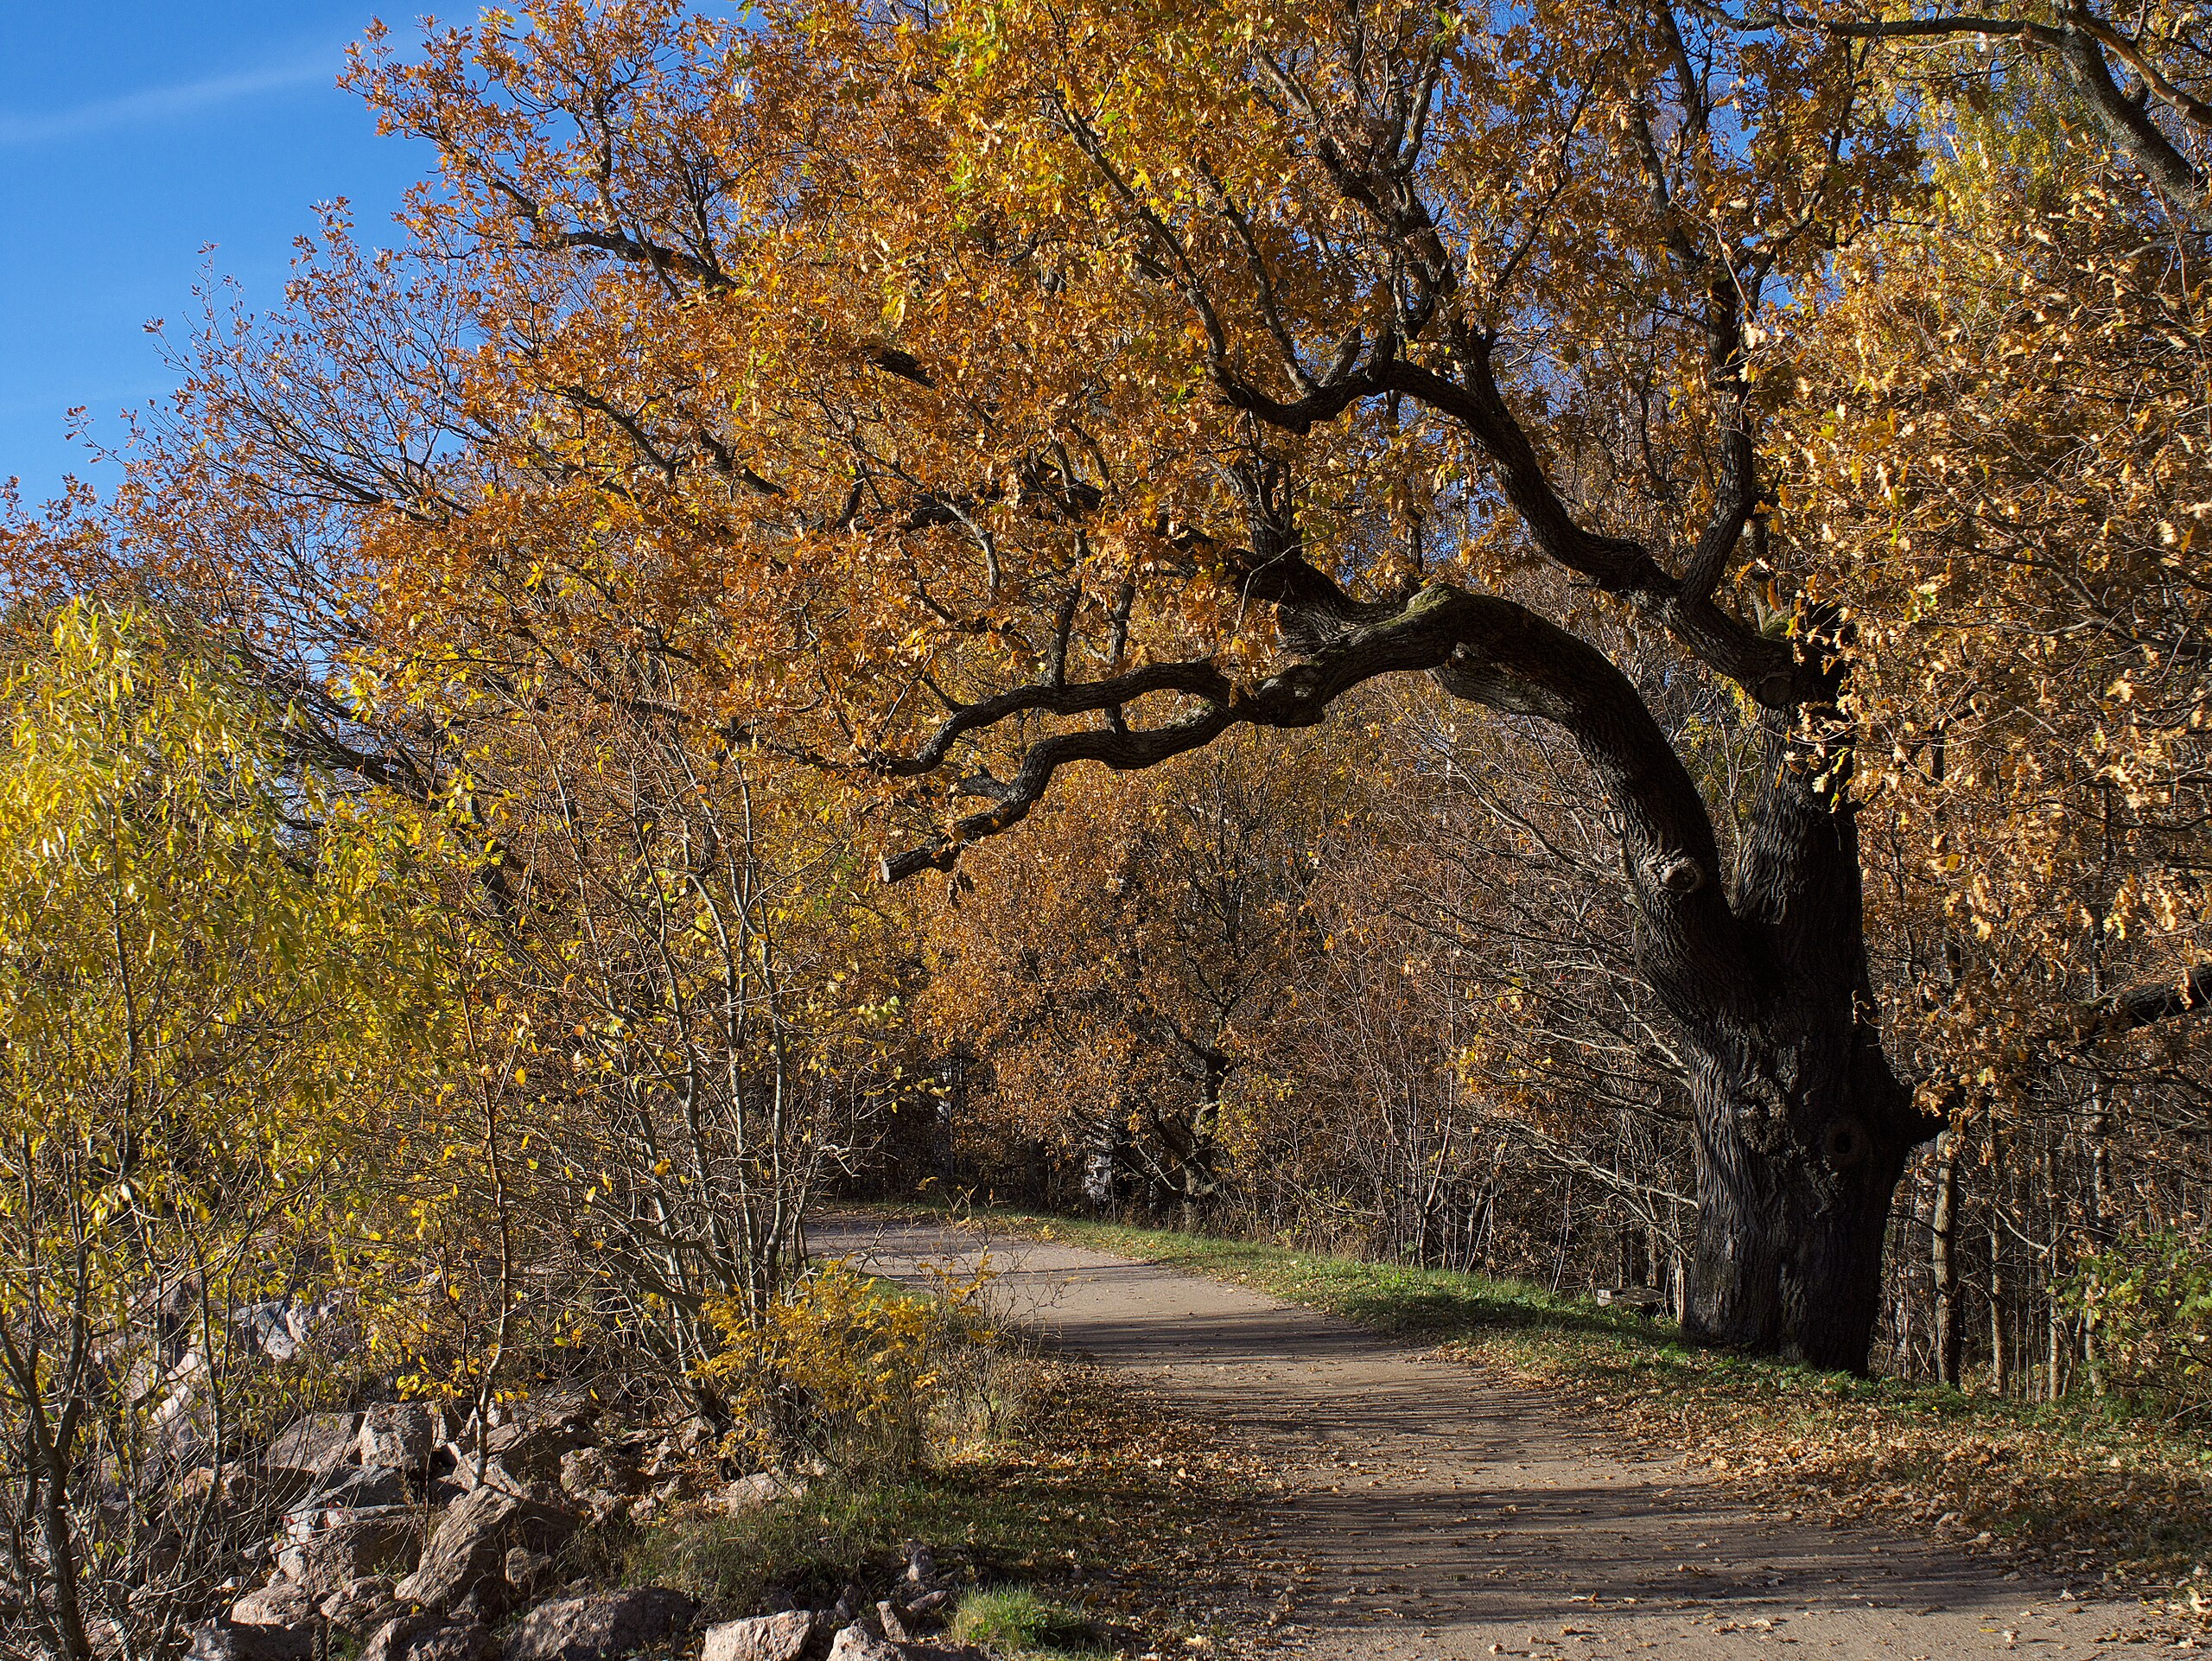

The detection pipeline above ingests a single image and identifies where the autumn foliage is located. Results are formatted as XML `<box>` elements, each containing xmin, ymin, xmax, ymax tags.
<box><xmin>6</xmin><ymin>0</ymin><xmax>2212</xmax><ymax>1645</ymax></box>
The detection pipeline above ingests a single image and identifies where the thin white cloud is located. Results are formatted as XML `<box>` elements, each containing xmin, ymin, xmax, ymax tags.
<box><xmin>0</xmin><ymin>53</ymin><xmax>340</xmax><ymax>148</ymax></box>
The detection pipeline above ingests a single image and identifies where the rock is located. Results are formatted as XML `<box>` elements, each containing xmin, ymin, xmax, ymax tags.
<box><xmin>276</xmin><ymin>1513</ymin><xmax>416</xmax><ymax>1597</ymax></box>
<box><xmin>229</xmin><ymin>1581</ymin><xmax>316</xmax><ymax>1628</ymax></box>
<box><xmin>449</xmin><ymin>1421</ymin><xmax>570</xmax><ymax>1493</ymax></box>
<box><xmin>709</xmin><ymin>1471</ymin><xmax>804</xmax><ymax>1516</ymax></box>
<box><xmin>363</xmin><ymin>1614</ymin><xmax>493</xmax><ymax>1661</ymax></box>
<box><xmin>395</xmin><ymin>1483</ymin><xmax>575</xmax><ymax>1613</ymax></box>
<box><xmin>187</xmin><ymin>1620</ymin><xmax>315</xmax><ymax>1661</ymax></box>
<box><xmin>624</xmin><ymin>1474</ymin><xmax>698</xmax><ymax>1524</ymax></box>
<box><xmin>900</xmin><ymin>1540</ymin><xmax>938</xmax><ymax>1588</ymax></box>
<box><xmin>450</xmin><ymin>1585</ymin><xmax>506</xmax><ymax>1629</ymax></box>
<box><xmin>557</xmin><ymin>1446</ymin><xmax>640</xmax><ymax>1522</ymax></box>
<box><xmin>231</xmin><ymin>1293</ymin><xmax>348</xmax><ymax>1362</ymax></box>
<box><xmin>512</xmin><ymin>1388</ymin><xmax>595</xmax><ymax>1435</ymax></box>
<box><xmin>321</xmin><ymin>1576</ymin><xmax>402</xmax><ymax>1634</ymax></box>
<box><xmin>264</xmin><ymin>1411</ymin><xmax>361</xmax><ymax>1481</ymax></box>
<box><xmin>501</xmin><ymin>1588</ymin><xmax>699</xmax><ymax>1661</ymax></box>
<box><xmin>504</xmin><ymin>1545</ymin><xmax>553</xmax><ymax>1596</ymax></box>
<box><xmin>825</xmin><ymin>1626</ymin><xmax>900</xmax><ymax>1661</ymax></box>
<box><xmin>416</xmin><ymin>1630</ymin><xmax>495</xmax><ymax>1661</ymax></box>
<box><xmin>874</xmin><ymin>1603</ymin><xmax>908</xmax><ymax>1644</ymax></box>
<box><xmin>700</xmin><ymin>1613</ymin><xmax>815</xmax><ymax>1661</ymax></box>
<box><xmin>360</xmin><ymin>1403</ymin><xmax>441</xmax><ymax>1469</ymax></box>
<box><xmin>294</xmin><ymin>1465</ymin><xmax>409</xmax><ymax>1517</ymax></box>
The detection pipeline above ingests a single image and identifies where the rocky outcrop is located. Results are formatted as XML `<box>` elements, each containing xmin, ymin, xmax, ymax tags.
<box><xmin>359</xmin><ymin>1403</ymin><xmax>441</xmax><ymax>1469</ymax></box>
<box><xmin>500</xmin><ymin>1588</ymin><xmax>698</xmax><ymax>1661</ymax></box>
<box><xmin>825</xmin><ymin>1627</ymin><xmax>900</xmax><ymax>1661</ymax></box>
<box><xmin>395</xmin><ymin>1483</ymin><xmax>575</xmax><ymax>1613</ymax></box>
<box><xmin>321</xmin><ymin>1575</ymin><xmax>403</xmax><ymax>1634</ymax></box>
<box><xmin>363</xmin><ymin>1614</ymin><xmax>494</xmax><ymax>1661</ymax></box>
<box><xmin>700</xmin><ymin>1612</ymin><xmax>816</xmax><ymax>1661</ymax></box>
<box><xmin>275</xmin><ymin>1511</ymin><xmax>417</xmax><ymax>1596</ymax></box>
<box><xmin>709</xmin><ymin>1471</ymin><xmax>806</xmax><ymax>1516</ymax></box>
<box><xmin>554</xmin><ymin>1446</ymin><xmax>640</xmax><ymax>1523</ymax></box>
<box><xmin>301</xmin><ymin>1464</ymin><xmax>409</xmax><ymax>1513</ymax></box>
<box><xmin>264</xmin><ymin>1413</ymin><xmax>361</xmax><ymax>1482</ymax></box>
<box><xmin>186</xmin><ymin>1619</ymin><xmax>315</xmax><ymax>1661</ymax></box>
<box><xmin>227</xmin><ymin>1582</ymin><xmax>315</xmax><ymax>1629</ymax></box>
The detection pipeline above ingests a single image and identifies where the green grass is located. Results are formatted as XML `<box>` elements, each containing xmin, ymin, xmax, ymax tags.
<box><xmin>948</xmin><ymin>1585</ymin><xmax>1103</xmax><ymax>1655</ymax></box>
<box><xmin>976</xmin><ymin>1209</ymin><xmax>1669</xmax><ymax>1344</ymax></box>
<box><xmin>608</xmin><ymin>1352</ymin><xmax>1259</xmax><ymax>1635</ymax></box>
<box><xmin>885</xmin><ymin>1203</ymin><xmax>2212</xmax><ymax>1594</ymax></box>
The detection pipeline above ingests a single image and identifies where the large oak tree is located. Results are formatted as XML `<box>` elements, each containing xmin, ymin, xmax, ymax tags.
<box><xmin>22</xmin><ymin>0</ymin><xmax>2212</xmax><ymax>1371</ymax></box>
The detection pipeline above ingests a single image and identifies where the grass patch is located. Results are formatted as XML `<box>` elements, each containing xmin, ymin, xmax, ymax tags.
<box><xmin>948</xmin><ymin>1584</ymin><xmax>1103</xmax><ymax>1655</ymax></box>
<box><xmin>904</xmin><ymin>1204</ymin><xmax>2212</xmax><ymax>1598</ymax></box>
<box><xmin>614</xmin><ymin>1353</ymin><xmax>1262</xmax><ymax>1642</ymax></box>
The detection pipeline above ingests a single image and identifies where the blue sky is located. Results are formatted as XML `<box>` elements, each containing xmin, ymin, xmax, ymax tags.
<box><xmin>1</xmin><ymin>3</ymin><xmax>428</xmax><ymax>506</ymax></box>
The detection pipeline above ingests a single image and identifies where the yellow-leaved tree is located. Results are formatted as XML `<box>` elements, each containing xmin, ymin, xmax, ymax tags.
<box><xmin>0</xmin><ymin>601</ymin><xmax>461</xmax><ymax>1661</ymax></box>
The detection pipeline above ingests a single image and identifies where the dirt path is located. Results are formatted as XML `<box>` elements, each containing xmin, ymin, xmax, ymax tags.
<box><xmin>814</xmin><ymin>1216</ymin><xmax>2173</xmax><ymax>1661</ymax></box>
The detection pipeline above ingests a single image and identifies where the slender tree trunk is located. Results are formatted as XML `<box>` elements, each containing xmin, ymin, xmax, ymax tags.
<box><xmin>1931</xmin><ymin>1134</ymin><xmax>1961</xmax><ymax>1386</ymax></box>
<box><xmin>1990</xmin><ymin>1202</ymin><xmax>2011</xmax><ymax>1396</ymax></box>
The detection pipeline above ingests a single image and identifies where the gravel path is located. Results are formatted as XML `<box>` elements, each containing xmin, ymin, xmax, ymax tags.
<box><xmin>813</xmin><ymin>1215</ymin><xmax>2172</xmax><ymax>1661</ymax></box>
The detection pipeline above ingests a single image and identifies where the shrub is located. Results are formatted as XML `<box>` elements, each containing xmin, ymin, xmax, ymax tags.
<box><xmin>2069</xmin><ymin>1226</ymin><xmax>2212</xmax><ymax>1420</ymax></box>
<box><xmin>700</xmin><ymin>1259</ymin><xmax>988</xmax><ymax>1470</ymax></box>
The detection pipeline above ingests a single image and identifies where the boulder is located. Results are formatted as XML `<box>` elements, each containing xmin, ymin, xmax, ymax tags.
<box><xmin>504</xmin><ymin>1546</ymin><xmax>554</xmax><ymax>1597</ymax></box>
<box><xmin>231</xmin><ymin>1294</ymin><xmax>347</xmax><ymax>1362</ymax></box>
<box><xmin>709</xmin><ymin>1472</ymin><xmax>804</xmax><ymax>1516</ymax></box>
<box><xmin>228</xmin><ymin>1581</ymin><xmax>316</xmax><ymax>1629</ymax></box>
<box><xmin>825</xmin><ymin>1626</ymin><xmax>899</xmax><ymax>1661</ymax></box>
<box><xmin>512</xmin><ymin>1388</ymin><xmax>595</xmax><ymax>1435</ymax></box>
<box><xmin>321</xmin><ymin>1575</ymin><xmax>402</xmax><ymax>1634</ymax></box>
<box><xmin>264</xmin><ymin>1413</ymin><xmax>361</xmax><ymax>1481</ymax></box>
<box><xmin>448</xmin><ymin>1421</ymin><xmax>571</xmax><ymax>1494</ymax></box>
<box><xmin>700</xmin><ymin>1613</ymin><xmax>814</xmax><ymax>1661</ymax></box>
<box><xmin>395</xmin><ymin>1483</ymin><xmax>575</xmax><ymax>1613</ymax></box>
<box><xmin>360</xmin><ymin>1403</ymin><xmax>440</xmax><ymax>1469</ymax></box>
<box><xmin>276</xmin><ymin>1513</ymin><xmax>416</xmax><ymax>1596</ymax></box>
<box><xmin>556</xmin><ymin>1447</ymin><xmax>640</xmax><ymax>1522</ymax></box>
<box><xmin>501</xmin><ymin>1588</ymin><xmax>698</xmax><ymax>1661</ymax></box>
<box><xmin>186</xmin><ymin>1620</ymin><xmax>315</xmax><ymax>1661</ymax></box>
<box><xmin>363</xmin><ymin>1615</ymin><xmax>493</xmax><ymax>1661</ymax></box>
<box><xmin>293</xmin><ymin>1465</ymin><xmax>408</xmax><ymax>1518</ymax></box>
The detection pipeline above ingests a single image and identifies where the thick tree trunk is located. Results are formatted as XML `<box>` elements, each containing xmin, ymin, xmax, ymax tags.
<box><xmin>1669</xmin><ymin>716</ymin><xmax>1936</xmax><ymax>1372</ymax></box>
<box><xmin>1685</xmin><ymin>1039</ymin><xmax>1920</xmax><ymax>1369</ymax></box>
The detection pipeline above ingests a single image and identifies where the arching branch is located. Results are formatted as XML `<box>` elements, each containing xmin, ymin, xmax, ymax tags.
<box><xmin>2079</xmin><ymin>963</ymin><xmax>2212</xmax><ymax>1039</ymax></box>
<box><xmin>880</xmin><ymin>581</ymin><xmax>1752</xmax><ymax>1021</ymax></box>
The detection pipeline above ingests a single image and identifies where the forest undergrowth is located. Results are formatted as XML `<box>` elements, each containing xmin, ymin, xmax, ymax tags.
<box><xmin>920</xmin><ymin>1206</ymin><xmax>2212</xmax><ymax>1610</ymax></box>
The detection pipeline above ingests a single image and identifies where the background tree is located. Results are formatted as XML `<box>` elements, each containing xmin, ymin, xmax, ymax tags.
<box><xmin>924</xmin><ymin>732</ymin><xmax>1325</xmax><ymax>1225</ymax></box>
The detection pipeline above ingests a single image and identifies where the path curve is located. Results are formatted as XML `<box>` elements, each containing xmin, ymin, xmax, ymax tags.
<box><xmin>815</xmin><ymin>1215</ymin><xmax>2162</xmax><ymax>1661</ymax></box>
